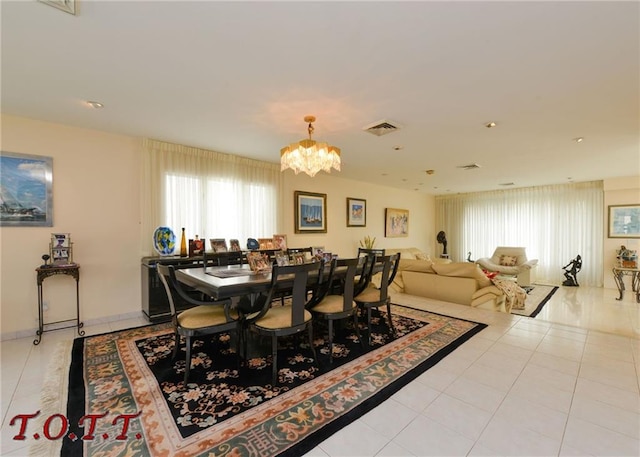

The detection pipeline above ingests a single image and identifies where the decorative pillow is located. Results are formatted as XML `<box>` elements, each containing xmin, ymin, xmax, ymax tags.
<box><xmin>415</xmin><ymin>252</ymin><xmax>429</xmax><ymax>260</ymax></box>
<box><xmin>482</xmin><ymin>269</ymin><xmax>499</xmax><ymax>279</ymax></box>
<box><xmin>499</xmin><ymin>255</ymin><xmax>518</xmax><ymax>267</ymax></box>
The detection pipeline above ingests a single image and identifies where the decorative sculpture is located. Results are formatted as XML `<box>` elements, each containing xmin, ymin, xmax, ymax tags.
<box><xmin>41</xmin><ymin>254</ymin><xmax>50</xmax><ymax>268</ymax></box>
<box><xmin>436</xmin><ymin>231</ymin><xmax>448</xmax><ymax>257</ymax></box>
<box><xmin>562</xmin><ymin>255</ymin><xmax>582</xmax><ymax>286</ymax></box>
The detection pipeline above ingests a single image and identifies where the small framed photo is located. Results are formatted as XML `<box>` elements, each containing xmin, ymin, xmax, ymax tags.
<box><xmin>247</xmin><ymin>251</ymin><xmax>271</xmax><ymax>273</ymax></box>
<box><xmin>273</xmin><ymin>234</ymin><xmax>288</xmax><ymax>251</ymax></box>
<box><xmin>210</xmin><ymin>238</ymin><xmax>228</xmax><ymax>252</ymax></box>
<box><xmin>52</xmin><ymin>233</ymin><xmax>70</xmax><ymax>248</ymax></box>
<box><xmin>294</xmin><ymin>191</ymin><xmax>327</xmax><ymax>233</ymax></box>
<box><xmin>229</xmin><ymin>239</ymin><xmax>242</xmax><ymax>252</ymax></box>
<box><xmin>608</xmin><ymin>204</ymin><xmax>640</xmax><ymax>238</ymax></box>
<box><xmin>275</xmin><ymin>251</ymin><xmax>290</xmax><ymax>267</ymax></box>
<box><xmin>189</xmin><ymin>238</ymin><xmax>205</xmax><ymax>256</ymax></box>
<box><xmin>291</xmin><ymin>252</ymin><xmax>307</xmax><ymax>265</ymax></box>
<box><xmin>347</xmin><ymin>197</ymin><xmax>366</xmax><ymax>227</ymax></box>
<box><xmin>258</xmin><ymin>238</ymin><xmax>274</xmax><ymax>250</ymax></box>
<box><xmin>385</xmin><ymin>208</ymin><xmax>409</xmax><ymax>237</ymax></box>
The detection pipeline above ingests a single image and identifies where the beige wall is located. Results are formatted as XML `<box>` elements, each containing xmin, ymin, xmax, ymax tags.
<box><xmin>0</xmin><ymin>115</ymin><xmax>435</xmax><ymax>338</ymax></box>
<box><xmin>1</xmin><ymin>115</ymin><xmax>142</xmax><ymax>338</ymax></box>
<box><xmin>282</xmin><ymin>173</ymin><xmax>435</xmax><ymax>258</ymax></box>
<box><xmin>603</xmin><ymin>176</ymin><xmax>640</xmax><ymax>289</ymax></box>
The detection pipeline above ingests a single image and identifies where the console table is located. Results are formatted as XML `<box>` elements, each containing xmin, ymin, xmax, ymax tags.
<box><xmin>34</xmin><ymin>264</ymin><xmax>84</xmax><ymax>345</ymax></box>
<box><xmin>612</xmin><ymin>266</ymin><xmax>640</xmax><ymax>303</ymax></box>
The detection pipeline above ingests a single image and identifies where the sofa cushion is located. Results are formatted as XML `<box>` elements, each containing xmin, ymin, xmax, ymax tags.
<box><xmin>431</xmin><ymin>262</ymin><xmax>492</xmax><ymax>288</ymax></box>
<box><xmin>399</xmin><ymin>259</ymin><xmax>435</xmax><ymax>273</ymax></box>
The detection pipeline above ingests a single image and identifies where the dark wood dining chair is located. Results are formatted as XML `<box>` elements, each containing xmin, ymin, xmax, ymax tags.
<box><xmin>157</xmin><ymin>264</ymin><xmax>241</xmax><ymax>385</ymax></box>
<box><xmin>244</xmin><ymin>261</ymin><xmax>321</xmax><ymax>385</ymax></box>
<box><xmin>308</xmin><ymin>257</ymin><xmax>362</xmax><ymax>363</ymax></box>
<box><xmin>354</xmin><ymin>253</ymin><xmax>401</xmax><ymax>345</ymax></box>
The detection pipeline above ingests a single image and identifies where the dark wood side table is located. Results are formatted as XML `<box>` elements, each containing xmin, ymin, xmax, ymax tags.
<box><xmin>612</xmin><ymin>267</ymin><xmax>640</xmax><ymax>303</ymax></box>
<box><xmin>34</xmin><ymin>264</ymin><xmax>84</xmax><ymax>345</ymax></box>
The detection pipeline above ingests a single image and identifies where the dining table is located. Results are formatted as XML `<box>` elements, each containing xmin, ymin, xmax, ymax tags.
<box><xmin>175</xmin><ymin>261</ymin><xmax>364</xmax><ymax>312</ymax></box>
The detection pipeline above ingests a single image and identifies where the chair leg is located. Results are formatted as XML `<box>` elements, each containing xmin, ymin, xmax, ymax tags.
<box><xmin>328</xmin><ymin>319</ymin><xmax>335</xmax><ymax>363</ymax></box>
<box><xmin>184</xmin><ymin>336</ymin><xmax>192</xmax><ymax>385</ymax></box>
<box><xmin>353</xmin><ymin>312</ymin><xmax>364</xmax><ymax>348</ymax></box>
<box><xmin>271</xmin><ymin>334</ymin><xmax>278</xmax><ymax>386</ymax></box>
<box><xmin>172</xmin><ymin>331</ymin><xmax>180</xmax><ymax>360</ymax></box>
<box><xmin>367</xmin><ymin>307</ymin><xmax>373</xmax><ymax>346</ymax></box>
<box><xmin>386</xmin><ymin>300</ymin><xmax>396</xmax><ymax>337</ymax></box>
<box><xmin>308</xmin><ymin>324</ymin><xmax>319</xmax><ymax>368</ymax></box>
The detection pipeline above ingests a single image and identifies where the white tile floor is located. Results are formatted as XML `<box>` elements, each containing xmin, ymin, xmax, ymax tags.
<box><xmin>1</xmin><ymin>285</ymin><xmax>639</xmax><ymax>456</ymax></box>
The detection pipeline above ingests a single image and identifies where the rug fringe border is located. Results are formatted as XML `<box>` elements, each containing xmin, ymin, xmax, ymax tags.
<box><xmin>28</xmin><ymin>340</ymin><xmax>73</xmax><ymax>457</ymax></box>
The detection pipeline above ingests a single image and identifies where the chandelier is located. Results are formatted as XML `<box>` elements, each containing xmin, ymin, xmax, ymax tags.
<box><xmin>280</xmin><ymin>115</ymin><xmax>341</xmax><ymax>177</ymax></box>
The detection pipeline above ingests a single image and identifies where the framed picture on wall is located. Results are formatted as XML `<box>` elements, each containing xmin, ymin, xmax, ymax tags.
<box><xmin>294</xmin><ymin>191</ymin><xmax>327</xmax><ymax>233</ymax></box>
<box><xmin>0</xmin><ymin>151</ymin><xmax>53</xmax><ymax>227</ymax></box>
<box><xmin>385</xmin><ymin>207</ymin><xmax>409</xmax><ymax>237</ymax></box>
<box><xmin>346</xmin><ymin>197</ymin><xmax>366</xmax><ymax>227</ymax></box>
<box><xmin>608</xmin><ymin>204</ymin><xmax>640</xmax><ymax>238</ymax></box>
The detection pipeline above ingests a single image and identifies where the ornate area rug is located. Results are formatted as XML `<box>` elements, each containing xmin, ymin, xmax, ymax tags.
<box><xmin>34</xmin><ymin>305</ymin><xmax>486</xmax><ymax>457</ymax></box>
<box><xmin>511</xmin><ymin>284</ymin><xmax>559</xmax><ymax>317</ymax></box>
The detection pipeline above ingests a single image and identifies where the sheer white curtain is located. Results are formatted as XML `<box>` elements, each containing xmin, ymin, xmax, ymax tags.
<box><xmin>141</xmin><ymin>139</ymin><xmax>283</xmax><ymax>255</ymax></box>
<box><xmin>435</xmin><ymin>181</ymin><xmax>604</xmax><ymax>286</ymax></box>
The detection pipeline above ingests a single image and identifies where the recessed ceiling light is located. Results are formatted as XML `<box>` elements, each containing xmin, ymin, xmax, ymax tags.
<box><xmin>573</xmin><ymin>137</ymin><xmax>584</xmax><ymax>143</ymax></box>
<box><xmin>485</xmin><ymin>121</ymin><xmax>497</xmax><ymax>128</ymax></box>
<box><xmin>393</xmin><ymin>145</ymin><xmax>404</xmax><ymax>151</ymax></box>
<box><xmin>87</xmin><ymin>101</ymin><xmax>104</xmax><ymax>109</ymax></box>
<box><xmin>425</xmin><ymin>169</ymin><xmax>435</xmax><ymax>175</ymax></box>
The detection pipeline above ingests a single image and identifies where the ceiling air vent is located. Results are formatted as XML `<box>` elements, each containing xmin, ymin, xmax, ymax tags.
<box><xmin>363</xmin><ymin>119</ymin><xmax>401</xmax><ymax>136</ymax></box>
<box><xmin>457</xmin><ymin>163</ymin><xmax>482</xmax><ymax>170</ymax></box>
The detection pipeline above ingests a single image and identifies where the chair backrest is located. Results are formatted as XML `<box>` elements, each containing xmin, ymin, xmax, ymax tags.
<box><xmin>253</xmin><ymin>261</ymin><xmax>322</xmax><ymax>327</ymax></box>
<box><xmin>156</xmin><ymin>264</ymin><xmax>178</xmax><ymax>320</ymax></box>
<box><xmin>372</xmin><ymin>253</ymin><xmax>401</xmax><ymax>301</ymax></box>
<box><xmin>335</xmin><ymin>257</ymin><xmax>359</xmax><ymax>312</ymax></box>
<box><xmin>355</xmin><ymin>253</ymin><xmax>378</xmax><ymax>297</ymax></box>
<box><xmin>357</xmin><ymin>247</ymin><xmax>385</xmax><ymax>257</ymax></box>
<box><xmin>203</xmin><ymin>249</ymin><xmax>246</xmax><ymax>268</ymax></box>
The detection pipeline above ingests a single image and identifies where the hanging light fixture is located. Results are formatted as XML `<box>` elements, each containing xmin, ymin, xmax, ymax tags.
<box><xmin>280</xmin><ymin>115</ymin><xmax>341</xmax><ymax>177</ymax></box>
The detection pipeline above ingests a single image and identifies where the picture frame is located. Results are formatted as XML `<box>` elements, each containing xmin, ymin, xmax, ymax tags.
<box><xmin>209</xmin><ymin>238</ymin><xmax>228</xmax><ymax>252</ymax></box>
<box><xmin>608</xmin><ymin>204</ymin><xmax>640</xmax><ymax>238</ymax></box>
<box><xmin>294</xmin><ymin>191</ymin><xmax>327</xmax><ymax>233</ymax></box>
<box><xmin>272</xmin><ymin>234</ymin><xmax>288</xmax><ymax>251</ymax></box>
<box><xmin>385</xmin><ymin>207</ymin><xmax>409</xmax><ymax>237</ymax></box>
<box><xmin>0</xmin><ymin>151</ymin><xmax>53</xmax><ymax>227</ymax></box>
<box><xmin>247</xmin><ymin>251</ymin><xmax>271</xmax><ymax>273</ymax></box>
<box><xmin>346</xmin><ymin>197</ymin><xmax>366</xmax><ymax>227</ymax></box>
<box><xmin>229</xmin><ymin>239</ymin><xmax>242</xmax><ymax>252</ymax></box>
<box><xmin>258</xmin><ymin>238</ymin><xmax>274</xmax><ymax>250</ymax></box>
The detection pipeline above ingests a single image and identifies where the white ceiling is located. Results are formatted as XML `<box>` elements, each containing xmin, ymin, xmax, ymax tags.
<box><xmin>2</xmin><ymin>1</ymin><xmax>639</xmax><ymax>194</ymax></box>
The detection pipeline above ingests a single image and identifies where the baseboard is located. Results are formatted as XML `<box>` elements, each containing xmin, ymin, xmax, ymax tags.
<box><xmin>0</xmin><ymin>310</ymin><xmax>145</xmax><ymax>342</ymax></box>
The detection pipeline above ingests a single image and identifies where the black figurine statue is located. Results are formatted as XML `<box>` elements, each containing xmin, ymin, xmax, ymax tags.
<box><xmin>562</xmin><ymin>255</ymin><xmax>582</xmax><ymax>287</ymax></box>
<box><xmin>41</xmin><ymin>254</ymin><xmax>51</xmax><ymax>268</ymax></box>
<box><xmin>437</xmin><ymin>231</ymin><xmax>448</xmax><ymax>257</ymax></box>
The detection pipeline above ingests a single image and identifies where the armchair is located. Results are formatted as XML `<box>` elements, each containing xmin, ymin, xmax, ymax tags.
<box><xmin>475</xmin><ymin>246</ymin><xmax>538</xmax><ymax>286</ymax></box>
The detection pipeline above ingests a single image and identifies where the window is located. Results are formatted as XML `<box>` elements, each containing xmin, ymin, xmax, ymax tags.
<box><xmin>142</xmin><ymin>139</ymin><xmax>281</xmax><ymax>254</ymax></box>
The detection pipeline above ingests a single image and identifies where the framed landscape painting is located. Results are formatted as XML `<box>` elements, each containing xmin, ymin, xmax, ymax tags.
<box><xmin>0</xmin><ymin>151</ymin><xmax>53</xmax><ymax>227</ymax></box>
<box><xmin>294</xmin><ymin>191</ymin><xmax>327</xmax><ymax>233</ymax></box>
<box><xmin>608</xmin><ymin>204</ymin><xmax>640</xmax><ymax>238</ymax></box>
<box><xmin>346</xmin><ymin>197</ymin><xmax>366</xmax><ymax>227</ymax></box>
<box><xmin>385</xmin><ymin>207</ymin><xmax>409</xmax><ymax>237</ymax></box>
